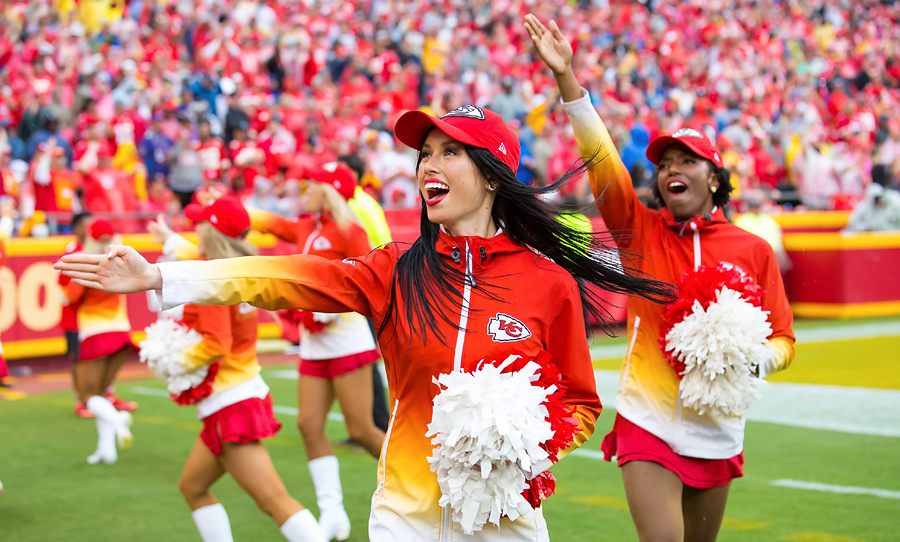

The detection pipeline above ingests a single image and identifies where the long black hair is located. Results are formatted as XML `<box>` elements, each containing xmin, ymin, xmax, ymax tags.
<box><xmin>379</xmin><ymin>144</ymin><xmax>676</xmax><ymax>344</ymax></box>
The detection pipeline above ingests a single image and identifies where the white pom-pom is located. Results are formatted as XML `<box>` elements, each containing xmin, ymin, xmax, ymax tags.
<box><xmin>665</xmin><ymin>287</ymin><xmax>771</xmax><ymax>416</ymax></box>
<box><xmin>426</xmin><ymin>355</ymin><xmax>554</xmax><ymax>534</ymax></box>
<box><xmin>139</xmin><ymin>319</ymin><xmax>207</xmax><ymax>395</ymax></box>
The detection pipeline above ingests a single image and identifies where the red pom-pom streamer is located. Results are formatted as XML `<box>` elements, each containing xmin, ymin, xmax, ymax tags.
<box><xmin>171</xmin><ymin>362</ymin><xmax>219</xmax><ymax>406</ymax></box>
<box><xmin>659</xmin><ymin>263</ymin><xmax>765</xmax><ymax>378</ymax></box>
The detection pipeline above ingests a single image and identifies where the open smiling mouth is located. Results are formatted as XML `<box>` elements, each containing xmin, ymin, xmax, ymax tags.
<box><xmin>667</xmin><ymin>180</ymin><xmax>688</xmax><ymax>194</ymax></box>
<box><xmin>424</xmin><ymin>181</ymin><xmax>449</xmax><ymax>205</ymax></box>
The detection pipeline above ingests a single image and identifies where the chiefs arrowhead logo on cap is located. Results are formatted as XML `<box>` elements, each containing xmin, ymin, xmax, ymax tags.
<box><xmin>441</xmin><ymin>105</ymin><xmax>486</xmax><ymax>121</ymax></box>
<box><xmin>672</xmin><ymin>128</ymin><xmax>704</xmax><ymax>139</ymax></box>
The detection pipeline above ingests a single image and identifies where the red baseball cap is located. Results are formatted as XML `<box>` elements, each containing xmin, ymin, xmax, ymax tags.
<box><xmin>394</xmin><ymin>105</ymin><xmax>520</xmax><ymax>173</ymax></box>
<box><xmin>308</xmin><ymin>162</ymin><xmax>357</xmax><ymax>200</ymax></box>
<box><xmin>184</xmin><ymin>196</ymin><xmax>250</xmax><ymax>238</ymax></box>
<box><xmin>646</xmin><ymin>128</ymin><xmax>724</xmax><ymax>168</ymax></box>
<box><xmin>88</xmin><ymin>218</ymin><xmax>115</xmax><ymax>240</ymax></box>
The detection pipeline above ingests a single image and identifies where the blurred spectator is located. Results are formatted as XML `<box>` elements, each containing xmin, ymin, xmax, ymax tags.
<box><xmin>138</xmin><ymin>113</ymin><xmax>175</xmax><ymax>183</ymax></box>
<box><xmin>372</xmin><ymin>136</ymin><xmax>417</xmax><ymax>209</ymax></box>
<box><xmin>82</xmin><ymin>146</ymin><xmax>138</xmax><ymax>232</ymax></box>
<box><xmin>26</xmin><ymin>111</ymin><xmax>73</xmax><ymax>166</ymax></box>
<box><xmin>490</xmin><ymin>77</ymin><xmax>527</xmax><ymax>124</ymax></box>
<box><xmin>844</xmin><ymin>165</ymin><xmax>900</xmax><ymax>233</ymax></box>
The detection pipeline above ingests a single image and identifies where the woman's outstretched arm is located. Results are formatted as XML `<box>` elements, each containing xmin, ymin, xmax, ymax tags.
<box><xmin>56</xmin><ymin>245</ymin><xmax>397</xmax><ymax>318</ymax></box>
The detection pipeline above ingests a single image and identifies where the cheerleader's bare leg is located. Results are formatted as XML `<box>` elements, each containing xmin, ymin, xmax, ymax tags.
<box><xmin>180</xmin><ymin>437</ymin><xmax>232</xmax><ymax>542</ymax></box>
<box><xmin>621</xmin><ymin>460</ymin><xmax>685</xmax><ymax>542</ymax></box>
<box><xmin>217</xmin><ymin>441</ymin><xmax>325</xmax><ymax>542</ymax></box>
<box><xmin>682</xmin><ymin>483</ymin><xmax>731</xmax><ymax>542</ymax></box>
<box><xmin>297</xmin><ymin>375</ymin><xmax>335</xmax><ymax>460</ymax></box>
<box><xmin>332</xmin><ymin>365</ymin><xmax>384</xmax><ymax>458</ymax></box>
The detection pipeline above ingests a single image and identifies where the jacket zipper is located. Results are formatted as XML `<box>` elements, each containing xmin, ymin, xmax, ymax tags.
<box><xmin>690</xmin><ymin>221</ymin><xmax>701</xmax><ymax>270</ymax></box>
<box><xmin>442</xmin><ymin>241</ymin><xmax>474</xmax><ymax>540</ymax></box>
<box><xmin>375</xmin><ymin>399</ymin><xmax>399</xmax><ymax>500</ymax></box>
<box><xmin>620</xmin><ymin>316</ymin><xmax>641</xmax><ymax>392</ymax></box>
<box><xmin>676</xmin><ymin>222</ymin><xmax>701</xmax><ymax>449</ymax></box>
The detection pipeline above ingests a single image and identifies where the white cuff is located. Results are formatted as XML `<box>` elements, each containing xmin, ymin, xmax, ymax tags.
<box><xmin>757</xmin><ymin>344</ymin><xmax>779</xmax><ymax>379</ymax></box>
<box><xmin>560</xmin><ymin>87</ymin><xmax>592</xmax><ymax>110</ymax></box>
<box><xmin>157</xmin><ymin>261</ymin><xmax>199</xmax><ymax>310</ymax></box>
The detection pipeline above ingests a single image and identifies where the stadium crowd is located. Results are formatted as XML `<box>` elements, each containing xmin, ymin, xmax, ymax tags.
<box><xmin>0</xmin><ymin>0</ymin><xmax>899</xmax><ymax>237</ymax></box>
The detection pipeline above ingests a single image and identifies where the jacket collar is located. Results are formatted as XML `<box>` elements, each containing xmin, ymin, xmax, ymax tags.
<box><xmin>660</xmin><ymin>206</ymin><xmax>728</xmax><ymax>236</ymax></box>
<box><xmin>435</xmin><ymin>227</ymin><xmax>526</xmax><ymax>269</ymax></box>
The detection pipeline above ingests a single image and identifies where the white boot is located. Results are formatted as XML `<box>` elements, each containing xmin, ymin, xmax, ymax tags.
<box><xmin>85</xmin><ymin>397</ymin><xmax>120</xmax><ymax>464</ymax></box>
<box><xmin>307</xmin><ymin>456</ymin><xmax>350</xmax><ymax>541</ymax></box>
<box><xmin>279</xmin><ymin>509</ymin><xmax>327</xmax><ymax>542</ymax></box>
<box><xmin>191</xmin><ymin>503</ymin><xmax>234</xmax><ymax>542</ymax></box>
<box><xmin>86</xmin><ymin>416</ymin><xmax>116</xmax><ymax>465</ymax></box>
<box><xmin>86</xmin><ymin>395</ymin><xmax>133</xmax><ymax>452</ymax></box>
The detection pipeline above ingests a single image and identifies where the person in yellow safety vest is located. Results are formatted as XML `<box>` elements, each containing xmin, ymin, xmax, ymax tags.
<box><xmin>349</xmin><ymin>185</ymin><xmax>393</xmax><ymax>247</ymax></box>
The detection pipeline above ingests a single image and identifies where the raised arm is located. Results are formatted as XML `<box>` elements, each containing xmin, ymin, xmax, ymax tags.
<box><xmin>525</xmin><ymin>15</ymin><xmax>652</xmax><ymax>241</ymax></box>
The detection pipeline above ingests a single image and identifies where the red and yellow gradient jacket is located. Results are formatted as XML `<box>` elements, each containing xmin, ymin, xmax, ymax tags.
<box><xmin>564</xmin><ymin>92</ymin><xmax>794</xmax><ymax>459</ymax></box>
<box><xmin>157</xmin><ymin>234</ymin><xmax>268</xmax><ymax>418</ymax></box>
<box><xmin>249</xmin><ymin>209</ymin><xmax>377</xmax><ymax>360</ymax></box>
<box><xmin>157</xmin><ymin>229</ymin><xmax>601</xmax><ymax>541</ymax></box>
<box><xmin>181</xmin><ymin>302</ymin><xmax>267</xmax><ymax>419</ymax></box>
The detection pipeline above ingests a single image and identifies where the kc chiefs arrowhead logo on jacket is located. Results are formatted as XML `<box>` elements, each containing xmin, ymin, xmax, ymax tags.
<box><xmin>487</xmin><ymin>313</ymin><xmax>532</xmax><ymax>342</ymax></box>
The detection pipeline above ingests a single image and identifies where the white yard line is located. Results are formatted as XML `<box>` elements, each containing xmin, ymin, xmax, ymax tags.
<box><xmin>771</xmin><ymin>479</ymin><xmax>900</xmax><ymax>500</ymax></box>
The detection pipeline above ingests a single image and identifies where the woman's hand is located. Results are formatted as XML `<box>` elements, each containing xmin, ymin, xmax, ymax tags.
<box><xmin>524</xmin><ymin>15</ymin><xmax>573</xmax><ymax>76</ymax></box>
<box><xmin>54</xmin><ymin>245</ymin><xmax>162</xmax><ymax>294</ymax></box>
<box><xmin>147</xmin><ymin>213</ymin><xmax>174</xmax><ymax>244</ymax></box>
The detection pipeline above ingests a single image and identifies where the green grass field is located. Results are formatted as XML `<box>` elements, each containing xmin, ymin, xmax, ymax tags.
<box><xmin>2</xmin><ymin>318</ymin><xmax>900</xmax><ymax>541</ymax></box>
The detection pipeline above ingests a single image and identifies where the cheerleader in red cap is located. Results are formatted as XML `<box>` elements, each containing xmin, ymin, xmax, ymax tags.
<box><xmin>57</xmin><ymin>99</ymin><xmax>673</xmax><ymax>540</ymax></box>
<box><xmin>527</xmin><ymin>15</ymin><xmax>795</xmax><ymax>542</ymax></box>
<box><xmin>247</xmin><ymin>162</ymin><xmax>383</xmax><ymax>541</ymax></box>
<box><xmin>149</xmin><ymin>196</ymin><xmax>327</xmax><ymax>542</ymax></box>
<box><xmin>63</xmin><ymin>217</ymin><xmax>136</xmax><ymax>465</ymax></box>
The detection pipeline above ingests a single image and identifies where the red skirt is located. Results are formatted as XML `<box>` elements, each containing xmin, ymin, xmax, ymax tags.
<box><xmin>200</xmin><ymin>395</ymin><xmax>281</xmax><ymax>456</ymax></box>
<box><xmin>299</xmin><ymin>349</ymin><xmax>380</xmax><ymax>379</ymax></box>
<box><xmin>79</xmin><ymin>331</ymin><xmax>137</xmax><ymax>362</ymax></box>
<box><xmin>601</xmin><ymin>414</ymin><xmax>744</xmax><ymax>489</ymax></box>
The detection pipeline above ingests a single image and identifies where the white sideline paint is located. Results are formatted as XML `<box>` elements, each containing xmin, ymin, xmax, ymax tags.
<box><xmin>273</xmin><ymin>404</ymin><xmax>344</xmax><ymax>422</ymax></box>
<box><xmin>131</xmin><ymin>386</ymin><xmax>169</xmax><ymax>397</ymax></box>
<box><xmin>128</xmin><ymin>388</ymin><xmax>346</xmax><ymax>421</ymax></box>
<box><xmin>589</xmin><ymin>319</ymin><xmax>900</xmax><ymax>360</ymax></box>
<box><xmin>593</xmin><ymin>370</ymin><xmax>900</xmax><ymax>438</ymax></box>
<box><xmin>771</xmin><ymin>479</ymin><xmax>900</xmax><ymax>500</ymax></box>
